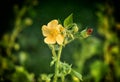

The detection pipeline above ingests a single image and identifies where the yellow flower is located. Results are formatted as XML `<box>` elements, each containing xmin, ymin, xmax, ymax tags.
<box><xmin>42</xmin><ymin>20</ymin><xmax>65</xmax><ymax>45</ymax></box>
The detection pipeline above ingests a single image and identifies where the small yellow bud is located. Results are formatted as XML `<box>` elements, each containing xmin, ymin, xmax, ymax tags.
<box><xmin>24</xmin><ymin>18</ymin><xmax>33</xmax><ymax>26</ymax></box>
<box><xmin>14</xmin><ymin>43</ymin><xmax>20</xmax><ymax>51</ymax></box>
<box><xmin>72</xmin><ymin>76</ymin><xmax>79</xmax><ymax>82</ymax></box>
<box><xmin>73</xmin><ymin>25</ymin><xmax>79</xmax><ymax>33</ymax></box>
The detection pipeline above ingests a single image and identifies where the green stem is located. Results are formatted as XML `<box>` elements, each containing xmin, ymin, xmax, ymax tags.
<box><xmin>58</xmin><ymin>45</ymin><xmax>63</xmax><ymax>61</ymax></box>
<box><xmin>61</xmin><ymin>76</ymin><xmax>65</xmax><ymax>82</ymax></box>
<box><xmin>53</xmin><ymin>45</ymin><xmax>63</xmax><ymax>82</ymax></box>
<box><xmin>51</xmin><ymin>45</ymin><xmax>57</xmax><ymax>57</ymax></box>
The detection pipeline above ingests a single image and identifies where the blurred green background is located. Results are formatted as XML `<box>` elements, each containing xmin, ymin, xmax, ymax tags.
<box><xmin>0</xmin><ymin>0</ymin><xmax>120</xmax><ymax>82</ymax></box>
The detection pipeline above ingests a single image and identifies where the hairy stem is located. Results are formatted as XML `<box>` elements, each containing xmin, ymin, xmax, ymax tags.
<box><xmin>51</xmin><ymin>45</ymin><xmax>57</xmax><ymax>57</ymax></box>
<box><xmin>53</xmin><ymin>45</ymin><xmax>63</xmax><ymax>82</ymax></box>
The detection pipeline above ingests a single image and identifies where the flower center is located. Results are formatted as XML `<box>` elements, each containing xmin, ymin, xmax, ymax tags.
<box><xmin>50</xmin><ymin>28</ymin><xmax>59</xmax><ymax>37</ymax></box>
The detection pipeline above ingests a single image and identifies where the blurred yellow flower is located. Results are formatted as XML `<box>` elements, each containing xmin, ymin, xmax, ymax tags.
<box><xmin>42</xmin><ymin>20</ymin><xmax>65</xmax><ymax>45</ymax></box>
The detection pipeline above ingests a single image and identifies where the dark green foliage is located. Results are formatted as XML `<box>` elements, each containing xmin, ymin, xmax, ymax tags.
<box><xmin>0</xmin><ymin>0</ymin><xmax>120</xmax><ymax>82</ymax></box>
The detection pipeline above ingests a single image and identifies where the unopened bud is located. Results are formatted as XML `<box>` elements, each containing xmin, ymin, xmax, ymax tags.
<box><xmin>24</xmin><ymin>18</ymin><xmax>33</xmax><ymax>26</ymax></box>
<box><xmin>14</xmin><ymin>43</ymin><xmax>20</xmax><ymax>51</ymax></box>
<box><xmin>73</xmin><ymin>25</ymin><xmax>79</xmax><ymax>33</ymax></box>
<box><xmin>87</xmin><ymin>28</ymin><xmax>93</xmax><ymax>35</ymax></box>
<box><xmin>81</xmin><ymin>28</ymin><xmax>93</xmax><ymax>38</ymax></box>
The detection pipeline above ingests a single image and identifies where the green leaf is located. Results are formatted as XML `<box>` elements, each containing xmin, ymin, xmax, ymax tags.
<box><xmin>71</xmin><ymin>69</ymin><xmax>83</xmax><ymax>81</ymax></box>
<box><xmin>80</xmin><ymin>28</ymin><xmax>88</xmax><ymax>38</ymax></box>
<box><xmin>64</xmin><ymin>13</ymin><xmax>73</xmax><ymax>28</ymax></box>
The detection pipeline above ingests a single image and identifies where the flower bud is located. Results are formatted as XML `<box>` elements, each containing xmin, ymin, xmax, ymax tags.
<box><xmin>73</xmin><ymin>25</ymin><xmax>79</xmax><ymax>33</ymax></box>
<box><xmin>24</xmin><ymin>18</ymin><xmax>33</xmax><ymax>26</ymax></box>
<box><xmin>14</xmin><ymin>43</ymin><xmax>20</xmax><ymax>51</ymax></box>
<box><xmin>87</xmin><ymin>28</ymin><xmax>93</xmax><ymax>35</ymax></box>
<box><xmin>81</xmin><ymin>28</ymin><xmax>93</xmax><ymax>38</ymax></box>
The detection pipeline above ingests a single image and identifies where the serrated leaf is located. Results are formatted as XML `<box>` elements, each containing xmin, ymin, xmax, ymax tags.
<box><xmin>71</xmin><ymin>69</ymin><xmax>83</xmax><ymax>81</ymax></box>
<box><xmin>64</xmin><ymin>13</ymin><xmax>73</xmax><ymax>28</ymax></box>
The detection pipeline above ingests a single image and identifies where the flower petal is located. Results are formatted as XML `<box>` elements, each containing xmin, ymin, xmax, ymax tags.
<box><xmin>48</xmin><ymin>20</ymin><xmax>58</xmax><ymax>28</ymax></box>
<box><xmin>44</xmin><ymin>36</ymin><xmax>56</xmax><ymax>44</ymax></box>
<box><xmin>56</xmin><ymin>34</ymin><xmax>64</xmax><ymax>45</ymax></box>
<box><xmin>57</xmin><ymin>24</ymin><xmax>64</xmax><ymax>31</ymax></box>
<box><xmin>42</xmin><ymin>25</ymin><xmax>50</xmax><ymax>36</ymax></box>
